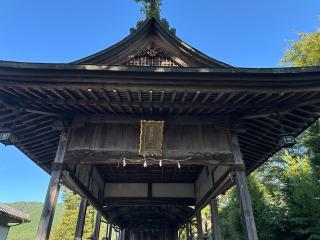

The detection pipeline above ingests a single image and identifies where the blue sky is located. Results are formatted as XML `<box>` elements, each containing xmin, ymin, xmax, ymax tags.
<box><xmin>0</xmin><ymin>0</ymin><xmax>319</xmax><ymax>203</ymax></box>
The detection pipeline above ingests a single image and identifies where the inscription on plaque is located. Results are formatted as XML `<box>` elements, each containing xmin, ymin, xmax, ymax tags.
<box><xmin>139</xmin><ymin>120</ymin><xmax>164</xmax><ymax>156</ymax></box>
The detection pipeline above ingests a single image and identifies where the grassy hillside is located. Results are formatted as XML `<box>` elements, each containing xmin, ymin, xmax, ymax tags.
<box><xmin>6</xmin><ymin>202</ymin><xmax>64</xmax><ymax>240</ymax></box>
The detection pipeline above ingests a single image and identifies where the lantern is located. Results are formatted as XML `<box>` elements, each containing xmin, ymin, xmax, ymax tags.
<box><xmin>278</xmin><ymin>134</ymin><xmax>296</xmax><ymax>148</ymax></box>
<box><xmin>0</xmin><ymin>130</ymin><xmax>18</xmax><ymax>145</ymax></box>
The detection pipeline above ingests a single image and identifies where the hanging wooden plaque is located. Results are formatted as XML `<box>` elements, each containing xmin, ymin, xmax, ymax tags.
<box><xmin>139</xmin><ymin>120</ymin><xmax>164</xmax><ymax>156</ymax></box>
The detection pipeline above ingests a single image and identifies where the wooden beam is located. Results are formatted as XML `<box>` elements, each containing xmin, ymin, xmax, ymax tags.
<box><xmin>120</xmin><ymin>229</ymin><xmax>126</xmax><ymax>240</ymax></box>
<box><xmin>186</xmin><ymin>223</ymin><xmax>192</xmax><ymax>240</ymax></box>
<box><xmin>62</xmin><ymin>170</ymin><xmax>109</xmax><ymax>223</ymax></box>
<box><xmin>64</xmin><ymin>155</ymin><xmax>238</xmax><ymax>167</ymax></box>
<box><xmin>103</xmin><ymin>197</ymin><xmax>195</xmax><ymax>206</ymax></box>
<box><xmin>105</xmin><ymin>224</ymin><xmax>109</xmax><ymax>240</ymax></box>
<box><xmin>36</xmin><ymin>129</ymin><xmax>70</xmax><ymax>240</ymax></box>
<box><xmin>108</xmin><ymin>224</ymin><xmax>113</xmax><ymax>240</ymax></box>
<box><xmin>235</xmin><ymin>171</ymin><xmax>258</xmax><ymax>240</ymax></box>
<box><xmin>0</xmin><ymin>96</ymin><xmax>59</xmax><ymax>116</ymax></box>
<box><xmin>231</xmin><ymin>132</ymin><xmax>258</xmax><ymax>240</ymax></box>
<box><xmin>74</xmin><ymin>198</ymin><xmax>88</xmax><ymax>240</ymax></box>
<box><xmin>13</xmin><ymin>96</ymin><xmax>320</xmax><ymax>116</ymax></box>
<box><xmin>72</xmin><ymin>114</ymin><xmax>227</xmax><ymax>126</ymax></box>
<box><xmin>196</xmin><ymin>212</ymin><xmax>203</xmax><ymax>240</ymax></box>
<box><xmin>193</xmin><ymin>167</ymin><xmax>235</xmax><ymax>218</ymax></box>
<box><xmin>210</xmin><ymin>198</ymin><xmax>223</xmax><ymax>240</ymax></box>
<box><xmin>93</xmin><ymin>212</ymin><xmax>102</xmax><ymax>240</ymax></box>
<box><xmin>229</xmin><ymin>133</ymin><xmax>243</xmax><ymax>164</ymax></box>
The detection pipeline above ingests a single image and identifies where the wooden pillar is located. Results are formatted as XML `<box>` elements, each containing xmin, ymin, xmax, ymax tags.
<box><xmin>108</xmin><ymin>224</ymin><xmax>113</xmax><ymax>240</ymax></box>
<box><xmin>235</xmin><ymin>171</ymin><xmax>258</xmax><ymax>240</ymax></box>
<box><xmin>210</xmin><ymin>198</ymin><xmax>223</xmax><ymax>240</ymax></box>
<box><xmin>196</xmin><ymin>213</ymin><xmax>203</xmax><ymax>240</ymax></box>
<box><xmin>129</xmin><ymin>230</ymin><xmax>134</xmax><ymax>240</ymax></box>
<box><xmin>105</xmin><ymin>224</ymin><xmax>109</xmax><ymax>240</ymax></box>
<box><xmin>230</xmin><ymin>133</ymin><xmax>258</xmax><ymax>240</ymax></box>
<box><xmin>186</xmin><ymin>223</ymin><xmax>191</xmax><ymax>240</ymax></box>
<box><xmin>74</xmin><ymin>198</ymin><xmax>88</xmax><ymax>240</ymax></box>
<box><xmin>189</xmin><ymin>223</ymin><xmax>193</xmax><ymax>240</ymax></box>
<box><xmin>121</xmin><ymin>229</ymin><xmax>126</xmax><ymax>240</ymax></box>
<box><xmin>93</xmin><ymin>212</ymin><xmax>102</xmax><ymax>240</ymax></box>
<box><xmin>36</xmin><ymin>129</ymin><xmax>70</xmax><ymax>240</ymax></box>
<box><xmin>174</xmin><ymin>229</ymin><xmax>178</xmax><ymax>240</ymax></box>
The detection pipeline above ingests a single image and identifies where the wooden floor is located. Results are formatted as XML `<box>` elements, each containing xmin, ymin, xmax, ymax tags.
<box><xmin>119</xmin><ymin>229</ymin><xmax>178</xmax><ymax>240</ymax></box>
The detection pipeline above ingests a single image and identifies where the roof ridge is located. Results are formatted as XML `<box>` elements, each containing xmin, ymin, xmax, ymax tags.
<box><xmin>0</xmin><ymin>202</ymin><xmax>30</xmax><ymax>222</ymax></box>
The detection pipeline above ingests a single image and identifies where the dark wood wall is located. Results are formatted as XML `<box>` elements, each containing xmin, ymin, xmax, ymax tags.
<box><xmin>67</xmin><ymin>123</ymin><xmax>232</xmax><ymax>161</ymax></box>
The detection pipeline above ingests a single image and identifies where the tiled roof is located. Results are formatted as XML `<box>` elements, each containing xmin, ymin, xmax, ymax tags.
<box><xmin>0</xmin><ymin>203</ymin><xmax>30</xmax><ymax>223</ymax></box>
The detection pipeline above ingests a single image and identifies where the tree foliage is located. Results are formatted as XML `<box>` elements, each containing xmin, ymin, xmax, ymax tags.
<box><xmin>282</xmin><ymin>28</ymin><xmax>320</xmax><ymax>177</ymax></box>
<box><xmin>281</xmin><ymin>154</ymin><xmax>320</xmax><ymax>238</ymax></box>
<box><xmin>281</xmin><ymin>31</ymin><xmax>320</xmax><ymax>67</ymax></box>
<box><xmin>134</xmin><ymin>0</ymin><xmax>162</xmax><ymax>19</ymax></box>
<box><xmin>131</xmin><ymin>0</ymin><xmax>176</xmax><ymax>34</ymax></box>
<box><xmin>301</xmin><ymin>121</ymin><xmax>320</xmax><ymax>177</ymax></box>
<box><xmin>51</xmin><ymin>188</ymin><xmax>96</xmax><ymax>240</ymax></box>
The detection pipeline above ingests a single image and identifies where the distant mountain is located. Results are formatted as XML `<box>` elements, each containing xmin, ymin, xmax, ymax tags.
<box><xmin>6</xmin><ymin>201</ymin><xmax>64</xmax><ymax>240</ymax></box>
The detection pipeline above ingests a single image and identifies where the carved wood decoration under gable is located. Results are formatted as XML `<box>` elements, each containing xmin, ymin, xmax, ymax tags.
<box><xmin>126</xmin><ymin>44</ymin><xmax>182</xmax><ymax>67</ymax></box>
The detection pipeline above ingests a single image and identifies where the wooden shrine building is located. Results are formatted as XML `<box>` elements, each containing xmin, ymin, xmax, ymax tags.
<box><xmin>1</xmin><ymin>18</ymin><xmax>320</xmax><ymax>240</ymax></box>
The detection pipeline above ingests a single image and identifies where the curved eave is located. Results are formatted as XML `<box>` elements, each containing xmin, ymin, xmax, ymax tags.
<box><xmin>72</xmin><ymin>19</ymin><xmax>153</xmax><ymax>64</ymax></box>
<box><xmin>0</xmin><ymin>60</ymin><xmax>320</xmax><ymax>90</ymax></box>
<box><xmin>150</xmin><ymin>18</ymin><xmax>232</xmax><ymax>67</ymax></box>
<box><xmin>73</xmin><ymin>18</ymin><xmax>232</xmax><ymax>67</ymax></box>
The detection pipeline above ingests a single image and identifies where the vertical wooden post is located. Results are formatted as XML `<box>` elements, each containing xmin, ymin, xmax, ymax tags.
<box><xmin>186</xmin><ymin>223</ymin><xmax>191</xmax><ymax>240</ymax></box>
<box><xmin>196</xmin><ymin>213</ymin><xmax>203</xmax><ymax>240</ymax></box>
<box><xmin>93</xmin><ymin>212</ymin><xmax>102</xmax><ymax>240</ymax></box>
<box><xmin>74</xmin><ymin>198</ymin><xmax>88</xmax><ymax>240</ymax></box>
<box><xmin>230</xmin><ymin>133</ymin><xmax>258</xmax><ymax>240</ymax></box>
<box><xmin>36</xmin><ymin>129</ymin><xmax>70</xmax><ymax>240</ymax></box>
<box><xmin>129</xmin><ymin>230</ymin><xmax>134</xmax><ymax>240</ymax></box>
<box><xmin>105</xmin><ymin>224</ymin><xmax>109</xmax><ymax>240</ymax></box>
<box><xmin>108</xmin><ymin>224</ymin><xmax>113</xmax><ymax>240</ymax></box>
<box><xmin>121</xmin><ymin>229</ymin><xmax>126</xmax><ymax>240</ymax></box>
<box><xmin>235</xmin><ymin>171</ymin><xmax>258</xmax><ymax>240</ymax></box>
<box><xmin>189</xmin><ymin>223</ymin><xmax>193</xmax><ymax>240</ymax></box>
<box><xmin>210</xmin><ymin>198</ymin><xmax>223</xmax><ymax>240</ymax></box>
<box><xmin>175</xmin><ymin>229</ymin><xmax>179</xmax><ymax>240</ymax></box>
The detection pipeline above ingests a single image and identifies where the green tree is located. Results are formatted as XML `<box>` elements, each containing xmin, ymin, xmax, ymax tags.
<box><xmin>51</xmin><ymin>188</ymin><xmax>96</xmax><ymax>240</ymax></box>
<box><xmin>135</xmin><ymin>0</ymin><xmax>162</xmax><ymax>19</ymax></box>
<box><xmin>280</xmin><ymin>153</ymin><xmax>320</xmax><ymax>239</ymax></box>
<box><xmin>131</xmin><ymin>0</ymin><xmax>176</xmax><ymax>34</ymax></box>
<box><xmin>219</xmin><ymin>189</ymin><xmax>244</xmax><ymax>240</ymax></box>
<box><xmin>280</xmin><ymin>29</ymin><xmax>320</xmax><ymax>240</ymax></box>
<box><xmin>301</xmin><ymin>121</ymin><xmax>320</xmax><ymax>177</ymax></box>
<box><xmin>281</xmin><ymin>31</ymin><xmax>320</xmax><ymax>67</ymax></box>
<box><xmin>218</xmin><ymin>174</ymin><xmax>281</xmax><ymax>240</ymax></box>
<box><xmin>281</xmin><ymin>29</ymin><xmax>320</xmax><ymax>177</ymax></box>
<box><xmin>248</xmin><ymin>174</ymin><xmax>280</xmax><ymax>240</ymax></box>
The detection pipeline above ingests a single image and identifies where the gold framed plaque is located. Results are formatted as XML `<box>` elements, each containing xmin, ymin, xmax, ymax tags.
<box><xmin>139</xmin><ymin>120</ymin><xmax>164</xmax><ymax>156</ymax></box>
